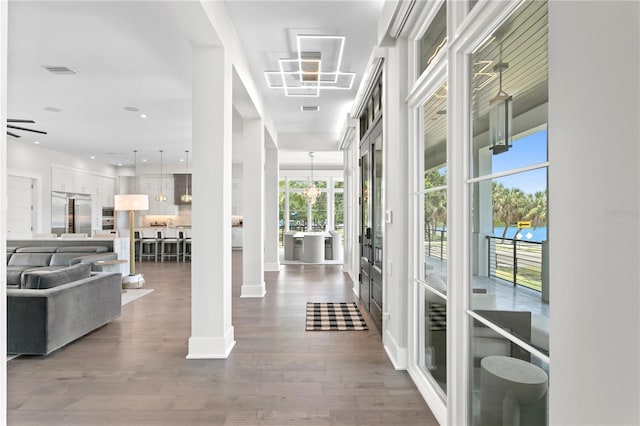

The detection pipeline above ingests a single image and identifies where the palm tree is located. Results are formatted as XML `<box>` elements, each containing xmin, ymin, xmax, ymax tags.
<box><xmin>493</xmin><ymin>183</ymin><xmax>528</xmax><ymax>239</ymax></box>
<box><xmin>525</xmin><ymin>191</ymin><xmax>547</xmax><ymax>229</ymax></box>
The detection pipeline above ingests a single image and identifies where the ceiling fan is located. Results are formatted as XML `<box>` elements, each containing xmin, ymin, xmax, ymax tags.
<box><xmin>6</xmin><ymin>119</ymin><xmax>48</xmax><ymax>138</ymax></box>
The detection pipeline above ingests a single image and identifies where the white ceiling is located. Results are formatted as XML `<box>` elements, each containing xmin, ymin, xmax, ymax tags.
<box><xmin>6</xmin><ymin>1</ymin><xmax>383</xmax><ymax>169</ymax></box>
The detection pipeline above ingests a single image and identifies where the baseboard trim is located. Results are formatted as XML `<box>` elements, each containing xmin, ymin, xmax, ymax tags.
<box><xmin>240</xmin><ymin>282</ymin><xmax>266</xmax><ymax>298</ymax></box>
<box><xmin>384</xmin><ymin>329</ymin><xmax>408</xmax><ymax>370</ymax></box>
<box><xmin>264</xmin><ymin>262</ymin><xmax>281</xmax><ymax>272</ymax></box>
<box><xmin>186</xmin><ymin>327</ymin><xmax>236</xmax><ymax>359</ymax></box>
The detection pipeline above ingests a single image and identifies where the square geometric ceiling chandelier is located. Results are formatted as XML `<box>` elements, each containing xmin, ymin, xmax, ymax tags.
<box><xmin>264</xmin><ymin>35</ymin><xmax>355</xmax><ymax>97</ymax></box>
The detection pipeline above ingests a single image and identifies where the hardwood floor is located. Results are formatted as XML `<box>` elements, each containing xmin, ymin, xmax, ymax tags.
<box><xmin>8</xmin><ymin>252</ymin><xmax>438</xmax><ymax>425</ymax></box>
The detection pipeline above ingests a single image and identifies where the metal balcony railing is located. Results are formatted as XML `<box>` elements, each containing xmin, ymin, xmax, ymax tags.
<box><xmin>487</xmin><ymin>236</ymin><xmax>543</xmax><ymax>291</ymax></box>
<box><xmin>424</xmin><ymin>228</ymin><xmax>447</xmax><ymax>261</ymax></box>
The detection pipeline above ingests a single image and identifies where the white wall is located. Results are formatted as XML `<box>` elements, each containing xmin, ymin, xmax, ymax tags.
<box><xmin>382</xmin><ymin>37</ymin><xmax>409</xmax><ymax>369</ymax></box>
<box><xmin>1</xmin><ymin>0</ymin><xmax>8</xmax><ymax>420</ymax></box>
<box><xmin>7</xmin><ymin>141</ymin><xmax>116</xmax><ymax>234</ymax></box>
<box><xmin>549</xmin><ymin>2</ymin><xmax>640</xmax><ymax>424</ymax></box>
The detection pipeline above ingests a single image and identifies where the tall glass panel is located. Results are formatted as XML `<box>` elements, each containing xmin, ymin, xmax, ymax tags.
<box><xmin>334</xmin><ymin>192</ymin><xmax>344</xmax><ymax>237</ymax></box>
<box><xmin>311</xmin><ymin>192</ymin><xmax>327</xmax><ymax>231</ymax></box>
<box><xmin>373</xmin><ymin>134</ymin><xmax>383</xmax><ymax>268</ymax></box>
<box><xmin>419</xmin><ymin>81</ymin><xmax>448</xmax><ymax>395</ymax></box>
<box><xmin>468</xmin><ymin>2</ymin><xmax>548</xmax><ymax>424</ymax></box>
<box><xmin>288</xmin><ymin>193</ymin><xmax>307</xmax><ymax>231</ymax></box>
<box><xmin>420</xmin><ymin>284</ymin><xmax>447</xmax><ymax>395</ymax></box>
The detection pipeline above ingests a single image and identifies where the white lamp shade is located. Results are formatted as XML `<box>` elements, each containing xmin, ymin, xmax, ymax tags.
<box><xmin>114</xmin><ymin>194</ymin><xmax>149</xmax><ymax>211</ymax></box>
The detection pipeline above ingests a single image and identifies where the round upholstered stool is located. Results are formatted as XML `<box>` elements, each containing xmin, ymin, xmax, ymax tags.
<box><xmin>480</xmin><ymin>355</ymin><xmax>548</xmax><ymax>426</ymax></box>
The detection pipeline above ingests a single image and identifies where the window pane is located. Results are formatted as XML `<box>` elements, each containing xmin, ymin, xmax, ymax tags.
<box><xmin>421</xmin><ymin>285</ymin><xmax>447</xmax><ymax>395</ymax></box>
<box><xmin>419</xmin><ymin>2</ymin><xmax>447</xmax><ymax>74</ymax></box>
<box><xmin>289</xmin><ymin>180</ymin><xmax>308</xmax><ymax>189</ymax></box>
<box><xmin>470</xmin><ymin>0</ymin><xmax>548</xmax><ymax>179</ymax></box>
<box><xmin>288</xmin><ymin>193</ymin><xmax>307</xmax><ymax>231</ymax></box>
<box><xmin>279</xmin><ymin>192</ymin><xmax>285</xmax><ymax>246</ymax></box>
<box><xmin>311</xmin><ymin>193</ymin><xmax>327</xmax><ymax>231</ymax></box>
<box><xmin>334</xmin><ymin>179</ymin><xmax>344</xmax><ymax>189</ymax></box>
<box><xmin>469</xmin><ymin>320</ymin><xmax>549</xmax><ymax>426</ymax></box>
<box><xmin>470</xmin><ymin>167</ymin><xmax>548</xmax><ymax>354</ymax></box>
<box><xmin>424</xmin><ymin>190</ymin><xmax>447</xmax><ymax>267</ymax></box>
<box><xmin>313</xmin><ymin>180</ymin><xmax>327</xmax><ymax>189</ymax></box>
<box><xmin>334</xmin><ymin>192</ymin><xmax>344</xmax><ymax>233</ymax></box>
<box><xmin>424</xmin><ymin>82</ymin><xmax>447</xmax><ymax>189</ymax></box>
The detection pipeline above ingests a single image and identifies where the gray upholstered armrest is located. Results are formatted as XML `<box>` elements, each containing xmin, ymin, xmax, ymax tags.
<box><xmin>7</xmin><ymin>272</ymin><xmax>122</xmax><ymax>355</ymax></box>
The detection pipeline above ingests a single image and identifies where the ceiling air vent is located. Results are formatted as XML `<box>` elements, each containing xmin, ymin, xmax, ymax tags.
<box><xmin>43</xmin><ymin>65</ymin><xmax>76</xmax><ymax>75</ymax></box>
<box><xmin>301</xmin><ymin>106</ymin><xmax>320</xmax><ymax>112</ymax></box>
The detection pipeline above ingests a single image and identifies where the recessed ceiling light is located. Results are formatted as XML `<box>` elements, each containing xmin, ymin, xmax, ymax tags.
<box><xmin>90</xmin><ymin>156</ymin><xmax>95</xmax><ymax>159</ymax></box>
<box><xmin>117</xmin><ymin>163</ymin><xmax>123</xmax><ymax>167</ymax></box>
<box><xmin>44</xmin><ymin>106</ymin><xmax>61</xmax><ymax>112</ymax></box>
<box><xmin>34</xmin><ymin>141</ymin><xmax>40</xmax><ymax>144</ymax></box>
<box><xmin>142</xmin><ymin>158</ymin><xmax>147</xmax><ymax>162</ymax></box>
<box><xmin>140</xmin><ymin>114</ymin><xmax>147</xmax><ymax>119</ymax></box>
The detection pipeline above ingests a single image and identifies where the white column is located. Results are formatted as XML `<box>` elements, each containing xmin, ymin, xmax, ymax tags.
<box><xmin>0</xmin><ymin>0</ymin><xmax>8</xmax><ymax>418</ymax></box>
<box><xmin>188</xmin><ymin>46</ymin><xmax>235</xmax><ymax>359</ymax></box>
<box><xmin>241</xmin><ymin>119</ymin><xmax>266</xmax><ymax>297</ymax></box>
<box><xmin>264</xmin><ymin>146</ymin><xmax>280</xmax><ymax>271</ymax></box>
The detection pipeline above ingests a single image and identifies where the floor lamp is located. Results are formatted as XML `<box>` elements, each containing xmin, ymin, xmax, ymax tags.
<box><xmin>114</xmin><ymin>194</ymin><xmax>149</xmax><ymax>288</ymax></box>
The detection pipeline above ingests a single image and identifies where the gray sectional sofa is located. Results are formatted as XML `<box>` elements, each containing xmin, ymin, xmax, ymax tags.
<box><xmin>7</xmin><ymin>245</ymin><xmax>117</xmax><ymax>288</ymax></box>
<box><xmin>6</xmin><ymin>244</ymin><xmax>122</xmax><ymax>355</ymax></box>
<box><xmin>7</xmin><ymin>264</ymin><xmax>122</xmax><ymax>355</ymax></box>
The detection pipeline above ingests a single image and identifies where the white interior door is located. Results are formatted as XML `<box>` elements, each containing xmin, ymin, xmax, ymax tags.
<box><xmin>7</xmin><ymin>175</ymin><xmax>34</xmax><ymax>238</ymax></box>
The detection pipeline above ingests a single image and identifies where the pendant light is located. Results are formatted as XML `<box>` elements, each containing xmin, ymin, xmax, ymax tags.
<box><xmin>156</xmin><ymin>150</ymin><xmax>167</xmax><ymax>202</ymax></box>
<box><xmin>489</xmin><ymin>62</ymin><xmax>512</xmax><ymax>155</ymax></box>
<box><xmin>134</xmin><ymin>150</ymin><xmax>139</xmax><ymax>192</ymax></box>
<box><xmin>180</xmin><ymin>150</ymin><xmax>192</xmax><ymax>203</ymax></box>
<box><xmin>303</xmin><ymin>151</ymin><xmax>320</xmax><ymax>204</ymax></box>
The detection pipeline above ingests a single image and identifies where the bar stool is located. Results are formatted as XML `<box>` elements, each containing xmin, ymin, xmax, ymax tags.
<box><xmin>139</xmin><ymin>228</ymin><xmax>160</xmax><ymax>262</ymax></box>
<box><xmin>182</xmin><ymin>228</ymin><xmax>192</xmax><ymax>262</ymax></box>
<box><xmin>160</xmin><ymin>228</ymin><xmax>182</xmax><ymax>262</ymax></box>
<box><xmin>134</xmin><ymin>230</ymin><xmax>141</xmax><ymax>260</ymax></box>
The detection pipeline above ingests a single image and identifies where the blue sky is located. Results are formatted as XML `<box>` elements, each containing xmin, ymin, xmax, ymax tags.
<box><xmin>492</xmin><ymin>129</ymin><xmax>547</xmax><ymax>194</ymax></box>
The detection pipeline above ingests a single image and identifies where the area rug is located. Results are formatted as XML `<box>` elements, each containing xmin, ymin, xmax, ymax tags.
<box><xmin>305</xmin><ymin>302</ymin><xmax>368</xmax><ymax>331</ymax></box>
<box><xmin>122</xmin><ymin>289</ymin><xmax>154</xmax><ymax>306</ymax></box>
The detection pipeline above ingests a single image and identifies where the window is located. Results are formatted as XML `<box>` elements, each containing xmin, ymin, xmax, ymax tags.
<box><xmin>468</xmin><ymin>1</ymin><xmax>549</xmax><ymax>424</ymax></box>
<box><xmin>279</xmin><ymin>176</ymin><xmax>344</xmax><ymax>234</ymax></box>
<box><xmin>417</xmin><ymin>82</ymin><xmax>448</xmax><ymax>396</ymax></box>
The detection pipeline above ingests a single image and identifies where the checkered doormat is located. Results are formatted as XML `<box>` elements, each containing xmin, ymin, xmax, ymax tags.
<box><xmin>305</xmin><ymin>302</ymin><xmax>368</xmax><ymax>331</ymax></box>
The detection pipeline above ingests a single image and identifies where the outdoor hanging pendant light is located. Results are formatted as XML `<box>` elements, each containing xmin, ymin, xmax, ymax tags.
<box><xmin>181</xmin><ymin>150</ymin><xmax>192</xmax><ymax>203</ymax></box>
<box><xmin>303</xmin><ymin>151</ymin><xmax>320</xmax><ymax>204</ymax></box>
<box><xmin>156</xmin><ymin>150</ymin><xmax>167</xmax><ymax>202</ymax></box>
<box><xmin>489</xmin><ymin>62</ymin><xmax>512</xmax><ymax>155</ymax></box>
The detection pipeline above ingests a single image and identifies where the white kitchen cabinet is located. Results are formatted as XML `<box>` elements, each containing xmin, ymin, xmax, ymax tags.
<box><xmin>75</xmin><ymin>171</ymin><xmax>98</xmax><ymax>195</ymax></box>
<box><xmin>51</xmin><ymin>167</ymin><xmax>74</xmax><ymax>192</ymax></box>
<box><xmin>51</xmin><ymin>167</ymin><xmax>102</xmax><ymax>195</ymax></box>
<box><xmin>102</xmin><ymin>177</ymin><xmax>115</xmax><ymax>207</ymax></box>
